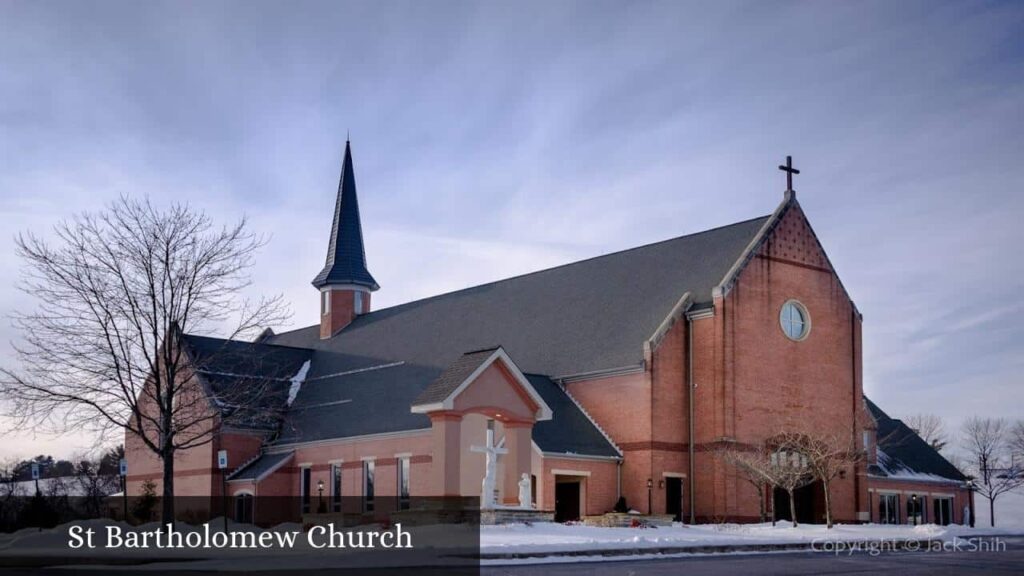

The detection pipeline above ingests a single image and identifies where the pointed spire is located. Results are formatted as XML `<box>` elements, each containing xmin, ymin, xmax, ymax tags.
<box><xmin>311</xmin><ymin>140</ymin><xmax>379</xmax><ymax>290</ymax></box>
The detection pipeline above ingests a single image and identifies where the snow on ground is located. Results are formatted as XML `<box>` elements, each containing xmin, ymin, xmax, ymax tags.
<box><xmin>974</xmin><ymin>489</ymin><xmax>1024</xmax><ymax>530</ymax></box>
<box><xmin>0</xmin><ymin>512</ymin><xmax>1020</xmax><ymax>570</ymax></box>
<box><xmin>478</xmin><ymin>521</ymin><xmax>1010</xmax><ymax>555</ymax></box>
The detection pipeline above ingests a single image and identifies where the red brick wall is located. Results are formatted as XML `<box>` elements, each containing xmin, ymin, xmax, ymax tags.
<box><xmin>542</xmin><ymin>457</ymin><xmax>620</xmax><ymax>516</ymax></box>
<box><xmin>701</xmin><ymin>202</ymin><xmax>865</xmax><ymax>522</ymax></box>
<box><xmin>565</xmin><ymin>372</ymin><xmax>650</xmax><ymax>512</ymax></box>
<box><xmin>567</xmin><ymin>201</ymin><xmax>868</xmax><ymax>523</ymax></box>
<box><xmin>866</xmin><ymin>479</ymin><xmax>970</xmax><ymax>525</ymax></box>
<box><xmin>320</xmin><ymin>289</ymin><xmax>370</xmax><ymax>338</ymax></box>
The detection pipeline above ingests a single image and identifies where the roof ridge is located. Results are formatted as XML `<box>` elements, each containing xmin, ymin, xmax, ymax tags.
<box><xmin>272</xmin><ymin>213</ymin><xmax>771</xmax><ymax>339</ymax></box>
<box><xmin>183</xmin><ymin>332</ymin><xmax>315</xmax><ymax>353</ymax></box>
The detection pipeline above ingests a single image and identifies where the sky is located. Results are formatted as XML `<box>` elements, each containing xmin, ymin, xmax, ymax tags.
<box><xmin>0</xmin><ymin>0</ymin><xmax>1022</xmax><ymax>461</ymax></box>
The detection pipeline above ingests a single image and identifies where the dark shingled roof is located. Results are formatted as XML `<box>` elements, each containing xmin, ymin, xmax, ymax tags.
<box><xmin>227</xmin><ymin>451</ymin><xmax>293</xmax><ymax>481</ymax></box>
<box><xmin>413</xmin><ymin>348</ymin><xmax>500</xmax><ymax>407</ymax></box>
<box><xmin>311</xmin><ymin>140</ymin><xmax>379</xmax><ymax>290</ymax></box>
<box><xmin>528</xmin><ymin>374</ymin><xmax>619</xmax><ymax>458</ymax></box>
<box><xmin>275</xmin><ymin>354</ymin><xmax>434</xmax><ymax>444</ymax></box>
<box><xmin>865</xmin><ymin>397</ymin><xmax>965</xmax><ymax>482</ymax></box>
<box><xmin>182</xmin><ymin>335</ymin><xmax>313</xmax><ymax>431</ymax></box>
<box><xmin>272</xmin><ymin>215</ymin><xmax>770</xmax><ymax>378</ymax></box>
<box><xmin>268</xmin><ymin>346</ymin><xmax>617</xmax><ymax>457</ymax></box>
<box><xmin>186</xmin><ymin>213</ymin><xmax>773</xmax><ymax>456</ymax></box>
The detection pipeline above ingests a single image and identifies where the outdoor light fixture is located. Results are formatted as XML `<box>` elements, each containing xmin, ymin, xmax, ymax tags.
<box><xmin>659</xmin><ymin>480</ymin><xmax>665</xmax><ymax>489</ymax></box>
<box><xmin>646</xmin><ymin>478</ymin><xmax>653</xmax><ymax>515</ymax></box>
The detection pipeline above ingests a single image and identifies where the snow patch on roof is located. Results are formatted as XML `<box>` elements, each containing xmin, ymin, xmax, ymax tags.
<box><xmin>286</xmin><ymin>360</ymin><xmax>311</xmax><ymax>407</ymax></box>
<box><xmin>873</xmin><ymin>448</ymin><xmax>962</xmax><ymax>483</ymax></box>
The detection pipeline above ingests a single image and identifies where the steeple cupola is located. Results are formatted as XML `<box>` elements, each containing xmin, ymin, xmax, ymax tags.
<box><xmin>312</xmin><ymin>140</ymin><xmax>379</xmax><ymax>339</ymax></box>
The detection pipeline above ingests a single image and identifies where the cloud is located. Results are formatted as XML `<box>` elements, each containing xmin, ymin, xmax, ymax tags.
<box><xmin>1</xmin><ymin>0</ymin><xmax>1021</xmax><ymax>458</ymax></box>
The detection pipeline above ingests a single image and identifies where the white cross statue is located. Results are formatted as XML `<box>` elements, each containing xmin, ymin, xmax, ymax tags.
<box><xmin>470</xmin><ymin>424</ymin><xmax>507</xmax><ymax>509</ymax></box>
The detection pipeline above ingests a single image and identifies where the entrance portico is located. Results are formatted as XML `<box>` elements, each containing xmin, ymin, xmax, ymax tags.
<box><xmin>411</xmin><ymin>347</ymin><xmax>552</xmax><ymax>505</ymax></box>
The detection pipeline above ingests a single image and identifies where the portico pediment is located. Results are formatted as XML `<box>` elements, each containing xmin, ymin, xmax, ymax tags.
<box><xmin>410</xmin><ymin>347</ymin><xmax>553</xmax><ymax>422</ymax></box>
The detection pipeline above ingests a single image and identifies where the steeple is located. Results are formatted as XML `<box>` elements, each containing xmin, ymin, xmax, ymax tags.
<box><xmin>313</xmin><ymin>140</ymin><xmax>378</xmax><ymax>339</ymax></box>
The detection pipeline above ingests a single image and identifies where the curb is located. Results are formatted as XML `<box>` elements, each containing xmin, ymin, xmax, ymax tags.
<box><xmin>479</xmin><ymin>537</ymin><xmax>1006</xmax><ymax>561</ymax></box>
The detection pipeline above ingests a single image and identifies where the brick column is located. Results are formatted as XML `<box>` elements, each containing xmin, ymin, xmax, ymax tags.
<box><xmin>502</xmin><ymin>422</ymin><xmax>533</xmax><ymax>506</ymax></box>
<box><xmin>429</xmin><ymin>412</ymin><xmax>463</xmax><ymax>497</ymax></box>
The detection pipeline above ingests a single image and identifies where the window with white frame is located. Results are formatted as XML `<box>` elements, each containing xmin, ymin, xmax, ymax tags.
<box><xmin>331</xmin><ymin>463</ymin><xmax>342</xmax><ymax>513</ymax></box>
<box><xmin>397</xmin><ymin>456</ymin><xmax>411</xmax><ymax>510</ymax></box>
<box><xmin>354</xmin><ymin>291</ymin><xmax>364</xmax><ymax>315</ymax></box>
<box><xmin>933</xmin><ymin>497</ymin><xmax>953</xmax><ymax>526</ymax></box>
<box><xmin>878</xmin><ymin>493</ymin><xmax>899</xmax><ymax>524</ymax></box>
<box><xmin>363</xmin><ymin>460</ymin><xmax>375</xmax><ymax>512</ymax></box>
<box><xmin>322</xmin><ymin>291</ymin><xmax>331</xmax><ymax>316</ymax></box>
<box><xmin>300</xmin><ymin>467</ymin><xmax>312</xmax><ymax>514</ymax></box>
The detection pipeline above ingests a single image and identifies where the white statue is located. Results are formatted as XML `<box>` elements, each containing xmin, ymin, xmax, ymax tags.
<box><xmin>518</xmin><ymin>473</ymin><xmax>532</xmax><ymax>509</ymax></box>
<box><xmin>470</xmin><ymin>424</ymin><xmax>507</xmax><ymax>509</ymax></box>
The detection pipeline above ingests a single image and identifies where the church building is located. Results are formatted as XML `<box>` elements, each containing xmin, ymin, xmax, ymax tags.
<box><xmin>125</xmin><ymin>142</ymin><xmax>971</xmax><ymax>526</ymax></box>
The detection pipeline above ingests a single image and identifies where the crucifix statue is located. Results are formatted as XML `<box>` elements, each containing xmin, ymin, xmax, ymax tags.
<box><xmin>470</xmin><ymin>420</ymin><xmax>507</xmax><ymax>509</ymax></box>
<box><xmin>778</xmin><ymin>155</ymin><xmax>800</xmax><ymax>191</ymax></box>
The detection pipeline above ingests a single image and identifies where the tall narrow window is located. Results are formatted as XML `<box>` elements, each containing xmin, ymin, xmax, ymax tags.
<box><xmin>397</xmin><ymin>457</ymin><xmax>411</xmax><ymax>510</ymax></box>
<box><xmin>300</xmin><ymin>467</ymin><xmax>312</xmax><ymax>514</ymax></box>
<box><xmin>322</xmin><ymin>291</ymin><xmax>331</xmax><ymax>316</ymax></box>
<box><xmin>354</xmin><ymin>291</ymin><xmax>364</xmax><ymax>315</ymax></box>
<box><xmin>331</xmin><ymin>463</ymin><xmax>342</xmax><ymax>513</ymax></box>
<box><xmin>363</xmin><ymin>460</ymin><xmax>375</xmax><ymax>512</ymax></box>
<box><xmin>878</xmin><ymin>493</ymin><xmax>898</xmax><ymax>524</ymax></box>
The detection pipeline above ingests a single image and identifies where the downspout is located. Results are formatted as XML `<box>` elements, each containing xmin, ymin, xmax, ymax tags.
<box><xmin>616</xmin><ymin>460</ymin><xmax>622</xmax><ymax>500</ymax></box>
<box><xmin>687</xmin><ymin>315</ymin><xmax>696</xmax><ymax>524</ymax></box>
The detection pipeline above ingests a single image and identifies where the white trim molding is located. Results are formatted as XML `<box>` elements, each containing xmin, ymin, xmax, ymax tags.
<box><xmin>410</xmin><ymin>347</ymin><xmax>553</xmax><ymax>421</ymax></box>
<box><xmin>551</xmin><ymin>469</ymin><xmax>591</xmax><ymax>477</ymax></box>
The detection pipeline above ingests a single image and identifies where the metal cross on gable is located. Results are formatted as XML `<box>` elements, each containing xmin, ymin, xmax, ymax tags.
<box><xmin>778</xmin><ymin>155</ymin><xmax>800</xmax><ymax>191</ymax></box>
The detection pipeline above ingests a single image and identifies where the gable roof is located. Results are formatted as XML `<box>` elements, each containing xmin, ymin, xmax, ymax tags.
<box><xmin>413</xmin><ymin>348</ymin><xmax>500</xmax><ymax>407</ymax></box>
<box><xmin>271</xmin><ymin>215</ymin><xmax>770</xmax><ymax>378</ymax></box>
<box><xmin>411</xmin><ymin>347</ymin><xmax>553</xmax><ymax>420</ymax></box>
<box><xmin>311</xmin><ymin>140</ymin><xmax>379</xmax><ymax>290</ymax></box>
<box><xmin>865</xmin><ymin>397</ymin><xmax>966</xmax><ymax>483</ymax></box>
<box><xmin>257</xmin><ymin>346</ymin><xmax>614</xmax><ymax>457</ymax></box>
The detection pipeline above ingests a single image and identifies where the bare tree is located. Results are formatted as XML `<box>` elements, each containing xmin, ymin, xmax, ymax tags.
<box><xmin>72</xmin><ymin>453</ymin><xmax>120</xmax><ymax>517</ymax></box>
<box><xmin>904</xmin><ymin>413</ymin><xmax>949</xmax><ymax>453</ymax></box>
<box><xmin>792</xmin><ymin>432</ymin><xmax>864</xmax><ymax>528</ymax></box>
<box><xmin>713</xmin><ymin>442</ymin><xmax>769</xmax><ymax>523</ymax></box>
<box><xmin>765</xmin><ymin>432</ymin><xmax>817</xmax><ymax>528</ymax></box>
<box><xmin>0</xmin><ymin>457</ymin><xmax>27</xmax><ymax>529</ymax></box>
<box><xmin>1011</xmin><ymin>421</ymin><xmax>1024</xmax><ymax>467</ymax></box>
<box><xmin>961</xmin><ymin>417</ymin><xmax>1024</xmax><ymax>527</ymax></box>
<box><xmin>715</xmin><ymin>435</ymin><xmax>815</xmax><ymax>527</ymax></box>
<box><xmin>0</xmin><ymin>196</ymin><xmax>289</xmax><ymax>523</ymax></box>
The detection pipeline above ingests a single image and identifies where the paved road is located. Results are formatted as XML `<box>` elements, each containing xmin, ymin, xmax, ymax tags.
<box><xmin>482</xmin><ymin>536</ymin><xmax>1024</xmax><ymax>576</ymax></box>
